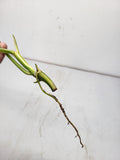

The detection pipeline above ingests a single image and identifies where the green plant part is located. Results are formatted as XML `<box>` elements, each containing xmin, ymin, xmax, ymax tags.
<box><xmin>0</xmin><ymin>35</ymin><xmax>84</xmax><ymax>148</ymax></box>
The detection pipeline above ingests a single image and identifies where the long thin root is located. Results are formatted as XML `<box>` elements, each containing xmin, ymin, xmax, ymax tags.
<box><xmin>35</xmin><ymin>67</ymin><xmax>84</xmax><ymax>148</ymax></box>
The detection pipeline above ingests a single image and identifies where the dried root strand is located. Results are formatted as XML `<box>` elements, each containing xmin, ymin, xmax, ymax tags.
<box><xmin>54</xmin><ymin>97</ymin><xmax>84</xmax><ymax>148</ymax></box>
<box><xmin>35</xmin><ymin>71</ymin><xmax>84</xmax><ymax>148</ymax></box>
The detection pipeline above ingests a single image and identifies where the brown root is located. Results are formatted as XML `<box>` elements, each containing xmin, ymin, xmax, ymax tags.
<box><xmin>35</xmin><ymin>69</ymin><xmax>84</xmax><ymax>148</ymax></box>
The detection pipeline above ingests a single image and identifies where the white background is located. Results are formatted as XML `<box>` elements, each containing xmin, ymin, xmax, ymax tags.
<box><xmin>0</xmin><ymin>0</ymin><xmax>120</xmax><ymax>160</ymax></box>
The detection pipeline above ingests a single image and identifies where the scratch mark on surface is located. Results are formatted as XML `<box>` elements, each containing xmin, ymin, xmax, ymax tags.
<box><xmin>39</xmin><ymin>109</ymin><xmax>52</xmax><ymax>137</ymax></box>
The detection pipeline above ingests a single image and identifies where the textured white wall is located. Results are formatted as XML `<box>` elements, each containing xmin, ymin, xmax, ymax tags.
<box><xmin>0</xmin><ymin>59</ymin><xmax>120</xmax><ymax>160</ymax></box>
<box><xmin>0</xmin><ymin>0</ymin><xmax>120</xmax><ymax>76</ymax></box>
<box><xmin>0</xmin><ymin>0</ymin><xmax>120</xmax><ymax>160</ymax></box>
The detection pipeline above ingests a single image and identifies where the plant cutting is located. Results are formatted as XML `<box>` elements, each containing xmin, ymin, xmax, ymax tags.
<box><xmin>0</xmin><ymin>35</ymin><xmax>84</xmax><ymax>148</ymax></box>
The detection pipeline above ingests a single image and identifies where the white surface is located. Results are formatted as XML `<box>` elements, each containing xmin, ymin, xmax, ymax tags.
<box><xmin>0</xmin><ymin>58</ymin><xmax>120</xmax><ymax>160</ymax></box>
<box><xmin>0</xmin><ymin>0</ymin><xmax>120</xmax><ymax>76</ymax></box>
<box><xmin>0</xmin><ymin>0</ymin><xmax>120</xmax><ymax>159</ymax></box>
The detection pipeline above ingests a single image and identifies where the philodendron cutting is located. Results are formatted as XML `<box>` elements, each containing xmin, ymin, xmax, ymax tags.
<box><xmin>0</xmin><ymin>35</ymin><xmax>84</xmax><ymax>148</ymax></box>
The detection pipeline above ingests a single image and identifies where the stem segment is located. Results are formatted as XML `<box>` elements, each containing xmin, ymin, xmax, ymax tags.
<box><xmin>0</xmin><ymin>35</ymin><xmax>57</xmax><ymax>92</ymax></box>
<box><xmin>0</xmin><ymin>35</ymin><xmax>84</xmax><ymax>147</ymax></box>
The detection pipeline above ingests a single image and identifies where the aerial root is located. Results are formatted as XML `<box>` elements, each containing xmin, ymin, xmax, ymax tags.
<box><xmin>36</xmin><ymin>71</ymin><xmax>84</xmax><ymax>148</ymax></box>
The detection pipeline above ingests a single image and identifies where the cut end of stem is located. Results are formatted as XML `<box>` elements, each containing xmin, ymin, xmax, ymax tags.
<box><xmin>35</xmin><ymin>64</ymin><xmax>57</xmax><ymax>92</ymax></box>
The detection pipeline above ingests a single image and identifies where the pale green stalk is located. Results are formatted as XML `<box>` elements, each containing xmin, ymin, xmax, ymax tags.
<box><xmin>0</xmin><ymin>35</ymin><xmax>84</xmax><ymax>147</ymax></box>
<box><xmin>0</xmin><ymin>35</ymin><xmax>57</xmax><ymax>92</ymax></box>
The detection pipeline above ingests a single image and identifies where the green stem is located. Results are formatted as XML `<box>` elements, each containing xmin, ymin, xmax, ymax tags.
<box><xmin>35</xmin><ymin>64</ymin><xmax>57</xmax><ymax>91</ymax></box>
<box><xmin>0</xmin><ymin>48</ymin><xmax>14</xmax><ymax>55</ymax></box>
<box><xmin>14</xmin><ymin>51</ymin><xmax>36</xmax><ymax>75</ymax></box>
<box><xmin>6</xmin><ymin>54</ymin><xmax>31</xmax><ymax>75</ymax></box>
<box><xmin>0</xmin><ymin>35</ymin><xmax>57</xmax><ymax>92</ymax></box>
